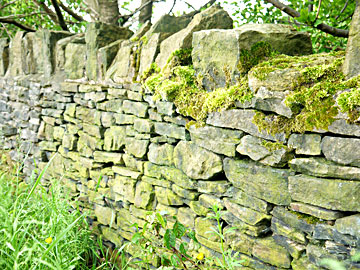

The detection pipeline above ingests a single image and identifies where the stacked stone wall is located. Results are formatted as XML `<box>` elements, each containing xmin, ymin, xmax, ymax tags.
<box><xmin>0</xmin><ymin>6</ymin><xmax>359</xmax><ymax>270</ymax></box>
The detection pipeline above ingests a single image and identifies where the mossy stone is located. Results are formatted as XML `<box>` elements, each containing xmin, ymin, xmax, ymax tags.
<box><xmin>155</xmin><ymin>186</ymin><xmax>184</xmax><ymax>206</ymax></box>
<box><xmin>147</xmin><ymin>143</ymin><xmax>174</xmax><ymax>166</ymax></box>
<box><xmin>104</xmin><ymin>126</ymin><xmax>126</xmax><ymax>151</ymax></box>
<box><xmin>224</xmin><ymin>158</ymin><xmax>292</xmax><ymax>205</ymax></box>
<box><xmin>134</xmin><ymin>181</ymin><xmax>154</xmax><ymax>210</ymax></box>
<box><xmin>94</xmin><ymin>204</ymin><xmax>115</xmax><ymax>226</ymax></box>
<box><xmin>174</xmin><ymin>141</ymin><xmax>222</xmax><ymax>180</ymax></box>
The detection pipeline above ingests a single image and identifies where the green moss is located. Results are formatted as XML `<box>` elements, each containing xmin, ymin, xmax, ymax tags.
<box><xmin>252</xmin><ymin>54</ymin><xmax>353</xmax><ymax>136</ymax></box>
<box><xmin>261</xmin><ymin>140</ymin><xmax>288</xmax><ymax>152</ymax></box>
<box><xmin>238</xmin><ymin>41</ymin><xmax>277</xmax><ymax>75</ymax></box>
<box><xmin>336</xmin><ymin>75</ymin><xmax>360</xmax><ymax>122</ymax></box>
<box><xmin>144</xmin><ymin>65</ymin><xmax>253</xmax><ymax>122</ymax></box>
<box><xmin>140</xmin><ymin>63</ymin><xmax>161</xmax><ymax>82</ymax></box>
<box><xmin>289</xmin><ymin>210</ymin><xmax>326</xmax><ymax>225</ymax></box>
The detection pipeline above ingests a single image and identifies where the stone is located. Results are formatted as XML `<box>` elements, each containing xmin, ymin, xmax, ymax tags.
<box><xmin>273</xmin><ymin>234</ymin><xmax>305</xmax><ymax>260</ymax></box>
<box><xmin>97</xmin><ymin>99</ymin><xmax>123</xmax><ymax>113</ymax></box>
<box><xmin>102</xmin><ymin>227</ymin><xmax>123</xmax><ymax>247</ymax></box>
<box><xmin>144</xmin><ymin>162</ymin><xmax>197</xmax><ymax>189</ymax></box>
<box><xmin>122</xmin><ymin>100</ymin><xmax>148</xmax><ymax>118</ymax></box>
<box><xmin>127</xmin><ymin>90</ymin><xmax>143</xmax><ymax>101</ymax></box>
<box><xmin>343</xmin><ymin>0</ymin><xmax>360</xmax><ymax>79</ymax></box>
<box><xmin>228</xmin><ymin>188</ymin><xmax>271</xmax><ymax>213</ymax></box>
<box><xmin>189</xmin><ymin>125</ymin><xmax>243</xmax><ymax>156</ymax></box>
<box><xmin>291</xmin><ymin>255</ymin><xmax>319</xmax><ymax>270</ymax></box>
<box><xmin>313</xmin><ymin>223</ymin><xmax>357</xmax><ymax>246</ymax></box>
<box><xmin>55</xmin><ymin>33</ymin><xmax>85</xmax><ymax>71</ymax></box>
<box><xmin>78</xmin><ymin>131</ymin><xmax>103</xmax><ymax>150</ymax></box>
<box><xmin>114</xmin><ymin>113</ymin><xmax>136</xmax><ymax>124</ymax></box>
<box><xmin>288</xmin><ymin>134</ymin><xmax>321</xmax><ymax>155</ymax></box>
<box><xmin>271</xmin><ymin>206</ymin><xmax>314</xmax><ymax>234</ymax></box>
<box><xmin>271</xmin><ymin>217</ymin><xmax>306</xmax><ymax>243</ymax></box>
<box><xmin>321</xmin><ymin>136</ymin><xmax>360</xmax><ymax>166</ymax></box>
<box><xmin>138</xmin><ymin>33</ymin><xmax>171</xmax><ymax>77</ymax></box>
<box><xmin>142</xmin><ymin>176</ymin><xmax>171</xmax><ymax>188</ymax></box>
<box><xmin>39</xmin><ymin>141</ymin><xmax>59</xmax><ymax>151</ymax></box>
<box><xmin>76</xmin><ymin>107</ymin><xmax>101</xmax><ymax>125</ymax></box>
<box><xmin>98</xmin><ymin>39</ymin><xmax>124</xmax><ymax>79</ymax></box>
<box><xmin>236</xmin><ymin>135</ymin><xmax>271</xmax><ymax>161</ymax></box>
<box><xmin>328</xmin><ymin>118</ymin><xmax>360</xmax><ymax>137</ymax></box>
<box><xmin>224</xmin><ymin>158</ymin><xmax>292</xmax><ymax>205</ymax></box>
<box><xmin>134</xmin><ymin>181</ymin><xmax>155</xmax><ymax>210</ymax></box>
<box><xmin>223</xmin><ymin>198</ymin><xmax>271</xmax><ymax>226</ymax></box>
<box><xmin>156</xmin><ymin>6</ymin><xmax>233</xmax><ymax>68</ymax></box>
<box><xmin>198</xmin><ymin>195</ymin><xmax>224</xmax><ymax>213</ymax></box>
<box><xmin>155</xmin><ymin>186</ymin><xmax>184</xmax><ymax>206</ymax></box>
<box><xmin>172</xmin><ymin>184</ymin><xmax>198</xmax><ymax>200</ymax></box>
<box><xmin>112</xmin><ymin>166</ymin><xmax>142</xmax><ymax>180</ymax></box>
<box><xmin>289</xmin><ymin>157</ymin><xmax>360</xmax><ymax>180</ymax></box>
<box><xmin>83</xmin><ymin>123</ymin><xmax>104</xmax><ymax>138</ymax></box>
<box><xmin>147</xmin><ymin>143</ymin><xmax>174</xmax><ymax>166</ymax></box>
<box><xmin>146</xmin><ymin>14</ymin><xmax>191</xmax><ymax>36</ymax></box>
<box><xmin>108</xmin><ymin>175</ymin><xmax>136</xmax><ymax>203</ymax></box>
<box><xmin>94</xmin><ymin>204</ymin><xmax>115</xmax><ymax>226</ymax></box>
<box><xmin>104</xmin><ymin>126</ymin><xmax>126</xmax><ymax>151</ymax></box>
<box><xmin>334</xmin><ymin>214</ymin><xmax>360</xmax><ymax>238</ymax></box>
<box><xmin>197</xmin><ymin>180</ymin><xmax>231</xmax><ymax>195</ymax></box>
<box><xmin>154</xmin><ymin>122</ymin><xmax>187</xmax><ymax>140</ymax></box>
<box><xmin>207</xmin><ymin>109</ymin><xmax>286</xmax><ymax>142</ymax></box>
<box><xmin>174</xmin><ymin>141</ymin><xmax>223</xmax><ymax>180</ymax></box>
<box><xmin>289</xmin><ymin>174</ymin><xmax>360</xmax><ymax>211</ymax></box>
<box><xmin>0</xmin><ymin>38</ymin><xmax>9</xmax><ymax>76</ymax></box>
<box><xmin>290</xmin><ymin>202</ymin><xmax>344</xmax><ymax>221</ymax></box>
<box><xmin>53</xmin><ymin>126</ymin><xmax>65</xmax><ymax>141</ymax></box>
<box><xmin>193</xmin><ymin>24</ymin><xmax>311</xmax><ymax>90</ymax></box>
<box><xmin>85</xmin><ymin>22</ymin><xmax>133</xmax><ymax>80</ymax></box>
<box><xmin>189</xmin><ymin>201</ymin><xmax>210</xmax><ymax>216</ymax></box>
<box><xmin>225</xmin><ymin>228</ymin><xmax>255</xmax><ymax>255</ymax></box>
<box><xmin>195</xmin><ymin>217</ymin><xmax>220</xmax><ymax>242</ymax></box>
<box><xmin>93</xmin><ymin>151</ymin><xmax>122</xmax><ymax>164</ymax></box>
<box><xmin>155</xmin><ymin>101</ymin><xmax>174</xmax><ymax>116</ymax></box>
<box><xmin>125</xmin><ymin>137</ymin><xmax>149</xmax><ymax>158</ymax></box>
<box><xmin>134</xmin><ymin>118</ymin><xmax>154</xmax><ymax>133</ymax></box>
<box><xmin>252</xmin><ymin>236</ymin><xmax>292</xmax><ymax>268</ymax></box>
<box><xmin>123</xmin><ymin>154</ymin><xmax>144</xmax><ymax>173</ymax></box>
<box><xmin>177</xmin><ymin>207</ymin><xmax>196</xmax><ymax>228</ymax></box>
<box><xmin>64</xmin><ymin>43</ymin><xmax>86</xmax><ymax>79</ymax></box>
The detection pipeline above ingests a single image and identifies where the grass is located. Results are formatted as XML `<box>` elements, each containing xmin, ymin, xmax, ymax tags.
<box><xmin>0</xmin><ymin>152</ymin><xmax>126</xmax><ymax>270</ymax></box>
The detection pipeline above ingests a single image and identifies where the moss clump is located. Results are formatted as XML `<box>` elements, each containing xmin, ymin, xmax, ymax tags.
<box><xmin>144</xmin><ymin>65</ymin><xmax>253</xmax><ymax>122</ymax></box>
<box><xmin>238</xmin><ymin>41</ymin><xmax>277</xmax><ymax>75</ymax></box>
<box><xmin>252</xmin><ymin>54</ymin><xmax>356</xmax><ymax>136</ymax></box>
<box><xmin>261</xmin><ymin>140</ymin><xmax>288</xmax><ymax>152</ymax></box>
<box><xmin>336</xmin><ymin>75</ymin><xmax>360</xmax><ymax>122</ymax></box>
<box><xmin>141</xmin><ymin>63</ymin><xmax>161</xmax><ymax>82</ymax></box>
<box><xmin>289</xmin><ymin>210</ymin><xmax>326</xmax><ymax>225</ymax></box>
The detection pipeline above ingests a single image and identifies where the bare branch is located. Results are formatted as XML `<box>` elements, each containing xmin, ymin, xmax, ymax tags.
<box><xmin>168</xmin><ymin>0</ymin><xmax>177</xmax><ymax>14</ymax></box>
<box><xmin>182</xmin><ymin>0</ymin><xmax>196</xmax><ymax>11</ymax></box>
<box><xmin>50</xmin><ymin>0</ymin><xmax>68</xmax><ymax>31</ymax></box>
<box><xmin>1</xmin><ymin>23</ymin><xmax>11</xmax><ymax>38</ymax></box>
<box><xmin>315</xmin><ymin>0</ymin><xmax>322</xmax><ymax>22</ymax></box>
<box><xmin>0</xmin><ymin>0</ymin><xmax>17</xmax><ymax>10</ymax></box>
<box><xmin>33</xmin><ymin>0</ymin><xmax>58</xmax><ymax>23</ymax></box>
<box><xmin>0</xmin><ymin>11</ymin><xmax>46</xmax><ymax>20</ymax></box>
<box><xmin>118</xmin><ymin>0</ymin><xmax>163</xmax><ymax>25</ymax></box>
<box><xmin>59</xmin><ymin>1</ymin><xmax>85</xmax><ymax>22</ymax></box>
<box><xmin>264</xmin><ymin>0</ymin><xmax>349</xmax><ymax>38</ymax></box>
<box><xmin>0</xmin><ymin>18</ymin><xmax>35</xmax><ymax>32</ymax></box>
<box><xmin>336</xmin><ymin>0</ymin><xmax>350</xmax><ymax>19</ymax></box>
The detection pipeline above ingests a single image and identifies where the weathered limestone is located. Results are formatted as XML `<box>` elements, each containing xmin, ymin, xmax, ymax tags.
<box><xmin>174</xmin><ymin>141</ymin><xmax>223</xmax><ymax>180</ymax></box>
<box><xmin>224</xmin><ymin>158</ymin><xmax>292</xmax><ymax>205</ymax></box>
<box><xmin>193</xmin><ymin>24</ymin><xmax>312</xmax><ymax>89</ymax></box>
<box><xmin>156</xmin><ymin>5</ymin><xmax>233</xmax><ymax>68</ymax></box>
<box><xmin>289</xmin><ymin>174</ymin><xmax>360</xmax><ymax>211</ymax></box>
<box><xmin>343</xmin><ymin>0</ymin><xmax>360</xmax><ymax>78</ymax></box>
<box><xmin>0</xmin><ymin>38</ymin><xmax>9</xmax><ymax>76</ymax></box>
<box><xmin>85</xmin><ymin>22</ymin><xmax>133</xmax><ymax>80</ymax></box>
<box><xmin>64</xmin><ymin>43</ymin><xmax>86</xmax><ymax>79</ymax></box>
<box><xmin>321</xmin><ymin>136</ymin><xmax>360</xmax><ymax>166</ymax></box>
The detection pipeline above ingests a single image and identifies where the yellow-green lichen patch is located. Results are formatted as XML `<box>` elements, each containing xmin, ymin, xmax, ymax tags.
<box><xmin>289</xmin><ymin>210</ymin><xmax>326</xmax><ymax>225</ymax></box>
<box><xmin>144</xmin><ymin>65</ymin><xmax>253</xmax><ymax>123</ymax></box>
<box><xmin>261</xmin><ymin>140</ymin><xmax>288</xmax><ymax>152</ymax></box>
<box><xmin>336</xmin><ymin>75</ymin><xmax>360</xmax><ymax>122</ymax></box>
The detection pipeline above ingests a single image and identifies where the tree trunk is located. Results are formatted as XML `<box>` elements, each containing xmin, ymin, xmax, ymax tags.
<box><xmin>139</xmin><ymin>0</ymin><xmax>153</xmax><ymax>24</ymax></box>
<box><xmin>84</xmin><ymin>0</ymin><xmax>120</xmax><ymax>25</ymax></box>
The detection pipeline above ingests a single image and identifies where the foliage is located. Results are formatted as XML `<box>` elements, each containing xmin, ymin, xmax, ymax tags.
<box><xmin>0</xmin><ymin>0</ymin><xmax>87</xmax><ymax>38</ymax></box>
<box><xmin>204</xmin><ymin>205</ymin><xmax>245</xmax><ymax>270</ymax></box>
<box><xmin>222</xmin><ymin>0</ymin><xmax>355</xmax><ymax>53</ymax></box>
<box><xmin>130</xmin><ymin>211</ymin><xmax>202</xmax><ymax>269</ymax></box>
<box><xmin>129</xmin><ymin>205</ymin><xmax>244</xmax><ymax>269</ymax></box>
<box><xmin>0</xmin><ymin>153</ymin><xmax>124</xmax><ymax>270</ymax></box>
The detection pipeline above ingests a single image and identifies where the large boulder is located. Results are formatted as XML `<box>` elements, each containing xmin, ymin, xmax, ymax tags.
<box><xmin>192</xmin><ymin>24</ymin><xmax>312</xmax><ymax>90</ymax></box>
<box><xmin>55</xmin><ymin>33</ymin><xmax>85</xmax><ymax>72</ymax></box>
<box><xmin>0</xmin><ymin>38</ymin><xmax>9</xmax><ymax>76</ymax></box>
<box><xmin>155</xmin><ymin>5</ymin><xmax>233</xmax><ymax>69</ymax></box>
<box><xmin>85</xmin><ymin>22</ymin><xmax>133</xmax><ymax>80</ymax></box>
<box><xmin>343</xmin><ymin>0</ymin><xmax>360</xmax><ymax>78</ymax></box>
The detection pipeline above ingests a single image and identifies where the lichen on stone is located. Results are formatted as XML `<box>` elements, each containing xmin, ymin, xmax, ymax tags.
<box><xmin>251</xmin><ymin>52</ymin><xmax>360</xmax><ymax>135</ymax></box>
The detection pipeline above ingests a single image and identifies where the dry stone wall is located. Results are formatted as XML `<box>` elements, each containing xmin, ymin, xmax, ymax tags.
<box><xmin>0</xmin><ymin>6</ymin><xmax>359</xmax><ymax>270</ymax></box>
